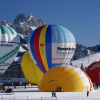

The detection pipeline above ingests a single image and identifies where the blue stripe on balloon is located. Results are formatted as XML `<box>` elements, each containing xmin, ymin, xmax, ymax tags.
<box><xmin>45</xmin><ymin>25</ymin><xmax>52</xmax><ymax>69</ymax></box>
<box><xmin>30</xmin><ymin>26</ymin><xmax>45</xmax><ymax>74</ymax></box>
<box><xmin>27</xmin><ymin>30</ymin><xmax>35</xmax><ymax>44</ymax></box>
<box><xmin>56</xmin><ymin>50</ymin><xmax>75</xmax><ymax>54</ymax></box>
<box><xmin>52</xmin><ymin>63</ymin><xmax>68</xmax><ymax>68</ymax></box>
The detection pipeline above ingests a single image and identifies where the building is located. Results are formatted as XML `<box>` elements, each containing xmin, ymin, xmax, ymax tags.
<box><xmin>0</xmin><ymin>63</ymin><xmax>27</xmax><ymax>83</ymax></box>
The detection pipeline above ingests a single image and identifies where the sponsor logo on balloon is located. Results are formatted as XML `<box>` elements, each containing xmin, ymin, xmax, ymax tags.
<box><xmin>49</xmin><ymin>79</ymin><xmax>57</xmax><ymax>83</ymax></box>
<box><xmin>56</xmin><ymin>47</ymin><xmax>75</xmax><ymax>55</ymax></box>
<box><xmin>40</xmin><ymin>43</ymin><xmax>44</xmax><ymax>55</ymax></box>
<box><xmin>40</xmin><ymin>43</ymin><xmax>44</xmax><ymax>46</ymax></box>
<box><xmin>73</xmin><ymin>43</ymin><xmax>76</xmax><ymax>48</ymax></box>
<box><xmin>90</xmin><ymin>63</ymin><xmax>100</xmax><ymax>70</ymax></box>
<box><xmin>57</xmin><ymin>47</ymin><xmax>75</xmax><ymax>50</ymax></box>
<box><xmin>0</xmin><ymin>43</ymin><xmax>13</xmax><ymax>47</ymax></box>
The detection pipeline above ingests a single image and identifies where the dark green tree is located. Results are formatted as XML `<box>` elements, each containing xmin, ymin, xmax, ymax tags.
<box><xmin>80</xmin><ymin>63</ymin><xmax>84</xmax><ymax>71</ymax></box>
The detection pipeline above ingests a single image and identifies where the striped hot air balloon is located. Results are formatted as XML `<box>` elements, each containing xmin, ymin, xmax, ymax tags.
<box><xmin>21</xmin><ymin>25</ymin><xmax>76</xmax><ymax>85</ymax></box>
<box><xmin>39</xmin><ymin>65</ymin><xmax>93</xmax><ymax>92</ymax></box>
<box><xmin>27</xmin><ymin>25</ymin><xmax>76</xmax><ymax>74</ymax></box>
<box><xmin>0</xmin><ymin>25</ymin><xmax>20</xmax><ymax>75</ymax></box>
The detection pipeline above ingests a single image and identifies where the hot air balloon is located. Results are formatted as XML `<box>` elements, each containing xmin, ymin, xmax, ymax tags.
<box><xmin>27</xmin><ymin>25</ymin><xmax>76</xmax><ymax>74</ymax></box>
<box><xmin>21</xmin><ymin>51</ymin><xmax>44</xmax><ymax>85</ymax></box>
<box><xmin>39</xmin><ymin>65</ymin><xmax>93</xmax><ymax>92</ymax></box>
<box><xmin>86</xmin><ymin>61</ymin><xmax>100</xmax><ymax>85</ymax></box>
<box><xmin>21</xmin><ymin>25</ymin><xmax>76</xmax><ymax>85</ymax></box>
<box><xmin>0</xmin><ymin>25</ymin><xmax>20</xmax><ymax>75</ymax></box>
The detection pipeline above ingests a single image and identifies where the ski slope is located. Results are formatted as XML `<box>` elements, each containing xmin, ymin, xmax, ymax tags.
<box><xmin>71</xmin><ymin>51</ymin><xmax>100</xmax><ymax>68</ymax></box>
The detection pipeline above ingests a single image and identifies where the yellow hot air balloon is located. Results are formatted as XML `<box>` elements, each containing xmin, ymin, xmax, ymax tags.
<box><xmin>21</xmin><ymin>51</ymin><xmax>44</xmax><ymax>85</ymax></box>
<box><xmin>39</xmin><ymin>65</ymin><xmax>93</xmax><ymax>92</ymax></box>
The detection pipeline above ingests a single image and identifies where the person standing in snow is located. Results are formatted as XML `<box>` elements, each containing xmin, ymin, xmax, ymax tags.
<box><xmin>87</xmin><ymin>86</ymin><xmax>89</xmax><ymax>97</ymax></box>
<box><xmin>87</xmin><ymin>90</ymin><xmax>89</xmax><ymax>97</ymax></box>
<box><xmin>96</xmin><ymin>83</ymin><xmax>98</xmax><ymax>89</ymax></box>
<box><xmin>52</xmin><ymin>92</ymin><xmax>54</xmax><ymax>97</ymax></box>
<box><xmin>56</xmin><ymin>87</ymin><xmax>58</xmax><ymax>92</ymax></box>
<box><xmin>59</xmin><ymin>87</ymin><xmax>61</xmax><ymax>92</ymax></box>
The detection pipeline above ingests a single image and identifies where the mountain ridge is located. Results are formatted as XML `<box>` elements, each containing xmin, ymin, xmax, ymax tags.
<box><xmin>0</xmin><ymin>13</ymin><xmax>99</xmax><ymax>62</ymax></box>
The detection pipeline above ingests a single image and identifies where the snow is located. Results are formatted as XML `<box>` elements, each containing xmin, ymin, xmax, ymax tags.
<box><xmin>14</xmin><ymin>56</ymin><xmax>22</xmax><ymax>62</ymax></box>
<box><xmin>71</xmin><ymin>51</ymin><xmax>100</xmax><ymax>68</ymax></box>
<box><xmin>0</xmin><ymin>85</ymin><xmax>100</xmax><ymax>100</ymax></box>
<box><xmin>30</xmin><ymin>26</ymin><xmax>37</xmax><ymax>30</ymax></box>
<box><xmin>19</xmin><ymin>45</ymin><xmax>26</xmax><ymax>52</ymax></box>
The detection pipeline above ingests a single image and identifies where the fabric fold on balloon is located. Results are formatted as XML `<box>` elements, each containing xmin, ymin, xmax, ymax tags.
<box><xmin>21</xmin><ymin>51</ymin><xmax>44</xmax><ymax>85</ymax></box>
<box><xmin>39</xmin><ymin>65</ymin><xmax>93</xmax><ymax>92</ymax></box>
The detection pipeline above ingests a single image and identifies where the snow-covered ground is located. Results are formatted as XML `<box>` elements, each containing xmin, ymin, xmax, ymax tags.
<box><xmin>0</xmin><ymin>85</ymin><xmax>100</xmax><ymax>100</ymax></box>
<box><xmin>71</xmin><ymin>51</ymin><xmax>100</xmax><ymax>68</ymax></box>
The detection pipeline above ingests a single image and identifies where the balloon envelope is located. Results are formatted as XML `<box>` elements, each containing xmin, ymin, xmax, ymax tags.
<box><xmin>27</xmin><ymin>25</ymin><xmax>76</xmax><ymax>74</ymax></box>
<box><xmin>86</xmin><ymin>61</ymin><xmax>100</xmax><ymax>85</ymax></box>
<box><xmin>21</xmin><ymin>51</ymin><xmax>44</xmax><ymax>85</ymax></box>
<box><xmin>0</xmin><ymin>25</ymin><xmax>20</xmax><ymax>75</ymax></box>
<box><xmin>39</xmin><ymin>65</ymin><xmax>93</xmax><ymax>92</ymax></box>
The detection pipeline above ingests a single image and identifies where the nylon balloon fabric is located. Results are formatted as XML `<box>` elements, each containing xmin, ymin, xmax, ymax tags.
<box><xmin>21</xmin><ymin>51</ymin><xmax>44</xmax><ymax>85</ymax></box>
<box><xmin>27</xmin><ymin>25</ymin><xmax>76</xmax><ymax>74</ymax></box>
<box><xmin>0</xmin><ymin>25</ymin><xmax>20</xmax><ymax>75</ymax></box>
<box><xmin>39</xmin><ymin>65</ymin><xmax>93</xmax><ymax>92</ymax></box>
<box><xmin>86</xmin><ymin>61</ymin><xmax>100</xmax><ymax>85</ymax></box>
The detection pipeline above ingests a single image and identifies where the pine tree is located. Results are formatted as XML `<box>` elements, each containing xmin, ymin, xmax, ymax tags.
<box><xmin>80</xmin><ymin>63</ymin><xmax>84</xmax><ymax>71</ymax></box>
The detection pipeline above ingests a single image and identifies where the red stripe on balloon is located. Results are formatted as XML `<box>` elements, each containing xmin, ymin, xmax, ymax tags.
<box><xmin>34</xmin><ymin>26</ymin><xmax>46</xmax><ymax>73</ymax></box>
<box><xmin>83</xmin><ymin>71</ymin><xmax>93</xmax><ymax>91</ymax></box>
<box><xmin>72</xmin><ymin>65</ymin><xmax>93</xmax><ymax>91</ymax></box>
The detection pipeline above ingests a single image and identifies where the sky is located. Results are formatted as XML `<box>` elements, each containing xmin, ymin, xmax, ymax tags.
<box><xmin>0</xmin><ymin>0</ymin><xmax>100</xmax><ymax>47</ymax></box>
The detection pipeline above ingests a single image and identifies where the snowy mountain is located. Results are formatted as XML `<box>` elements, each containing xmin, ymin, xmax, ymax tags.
<box><xmin>88</xmin><ymin>45</ymin><xmax>100</xmax><ymax>52</ymax></box>
<box><xmin>0</xmin><ymin>13</ymin><xmax>45</xmax><ymax>36</ymax></box>
<box><xmin>0</xmin><ymin>20</ymin><xmax>13</xmax><ymax>27</ymax></box>
<box><xmin>73</xmin><ymin>43</ymin><xmax>94</xmax><ymax>60</ymax></box>
<box><xmin>0</xmin><ymin>13</ymin><xmax>99</xmax><ymax>64</ymax></box>
<box><xmin>13</xmin><ymin>13</ymin><xmax>45</xmax><ymax>35</ymax></box>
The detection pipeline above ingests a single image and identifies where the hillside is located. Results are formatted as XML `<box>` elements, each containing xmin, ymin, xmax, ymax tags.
<box><xmin>71</xmin><ymin>51</ymin><xmax>100</xmax><ymax>69</ymax></box>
